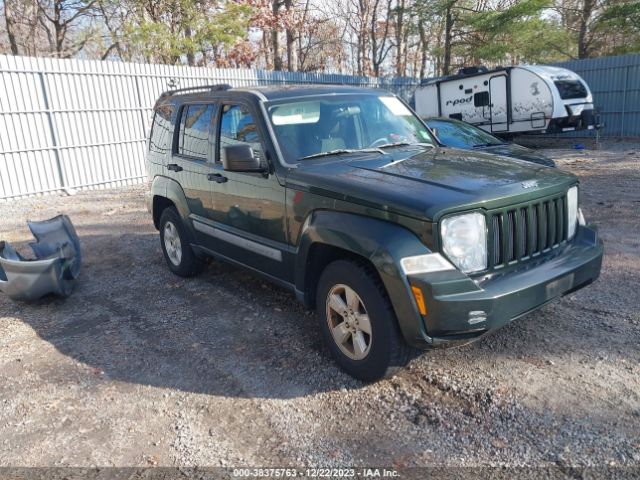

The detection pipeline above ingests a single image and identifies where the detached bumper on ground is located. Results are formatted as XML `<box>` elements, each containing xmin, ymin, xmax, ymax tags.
<box><xmin>408</xmin><ymin>225</ymin><xmax>603</xmax><ymax>346</ymax></box>
<box><xmin>0</xmin><ymin>215</ymin><xmax>82</xmax><ymax>301</ymax></box>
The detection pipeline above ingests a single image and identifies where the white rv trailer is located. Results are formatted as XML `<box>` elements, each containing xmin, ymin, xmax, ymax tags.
<box><xmin>414</xmin><ymin>65</ymin><xmax>596</xmax><ymax>136</ymax></box>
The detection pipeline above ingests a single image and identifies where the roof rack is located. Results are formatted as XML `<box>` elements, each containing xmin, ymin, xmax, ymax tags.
<box><xmin>160</xmin><ymin>84</ymin><xmax>232</xmax><ymax>98</ymax></box>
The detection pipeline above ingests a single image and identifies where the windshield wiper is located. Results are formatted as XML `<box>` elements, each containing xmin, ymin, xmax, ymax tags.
<box><xmin>473</xmin><ymin>142</ymin><xmax>504</xmax><ymax>148</ymax></box>
<box><xmin>376</xmin><ymin>142</ymin><xmax>435</xmax><ymax>149</ymax></box>
<box><xmin>299</xmin><ymin>147</ymin><xmax>384</xmax><ymax>160</ymax></box>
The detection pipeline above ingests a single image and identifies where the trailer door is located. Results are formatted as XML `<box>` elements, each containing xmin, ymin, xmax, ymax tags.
<box><xmin>489</xmin><ymin>75</ymin><xmax>508</xmax><ymax>132</ymax></box>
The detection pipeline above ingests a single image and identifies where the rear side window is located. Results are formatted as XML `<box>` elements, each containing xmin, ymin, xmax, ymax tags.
<box><xmin>177</xmin><ymin>104</ymin><xmax>215</xmax><ymax>160</ymax></box>
<box><xmin>554</xmin><ymin>80</ymin><xmax>587</xmax><ymax>100</ymax></box>
<box><xmin>149</xmin><ymin>104</ymin><xmax>174</xmax><ymax>154</ymax></box>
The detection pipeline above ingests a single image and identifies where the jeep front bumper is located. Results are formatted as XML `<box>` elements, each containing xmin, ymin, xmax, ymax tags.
<box><xmin>405</xmin><ymin>225</ymin><xmax>603</xmax><ymax>347</ymax></box>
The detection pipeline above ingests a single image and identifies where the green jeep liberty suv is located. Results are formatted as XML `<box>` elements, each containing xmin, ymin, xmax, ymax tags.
<box><xmin>146</xmin><ymin>84</ymin><xmax>603</xmax><ymax>381</ymax></box>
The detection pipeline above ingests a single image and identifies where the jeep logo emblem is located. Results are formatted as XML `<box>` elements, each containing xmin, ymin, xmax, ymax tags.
<box><xmin>521</xmin><ymin>180</ymin><xmax>538</xmax><ymax>189</ymax></box>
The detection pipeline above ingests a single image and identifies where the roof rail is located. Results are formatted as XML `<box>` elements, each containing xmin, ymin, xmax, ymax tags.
<box><xmin>160</xmin><ymin>84</ymin><xmax>232</xmax><ymax>98</ymax></box>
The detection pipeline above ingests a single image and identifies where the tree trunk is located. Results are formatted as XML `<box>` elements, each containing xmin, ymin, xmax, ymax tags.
<box><xmin>272</xmin><ymin>29</ymin><xmax>283</xmax><ymax>70</ymax></box>
<box><xmin>4</xmin><ymin>0</ymin><xmax>20</xmax><ymax>55</ymax></box>
<box><xmin>578</xmin><ymin>0</ymin><xmax>596</xmax><ymax>59</ymax></box>
<box><xmin>262</xmin><ymin>30</ymin><xmax>272</xmax><ymax>69</ymax></box>
<box><xmin>371</xmin><ymin>0</ymin><xmax>379</xmax><ymax>76</ymax></box>
<box><xmin>284</xmin><ymin>0</ymin><xmax>296</xmax><ymax>71</ymax></box>
<box><xmin>272</xmin><ymin>0</ymin><xmax>283</xmax><ymax>70</ymax></box>
<box><xmin>443</xmin><ymin>4</ymin><xmax>453</xmax><ymax>75</ymax></box>
<box><xmin>51</xmin><ymin>0</ymin><xmax>68</xmax><ymax>55</ymax></box>
<box><xmin>418</xmin><ymin>21</ymin><xmax>428</xmax><ymax>79</ymax></box>
<box><xmin>357</xmin><ymin>0</ymin><xmax>369</xmax><ymax>76</ymax></box>
<box><xmin>394</xmin><ymin>0</ymin><xmax>406</xmax><ymax>77</ymax></box>
<box><xmin>286</xmin><ymin>30</ymin><xmax>296</xmax><ymax>71</ymax></box>
<box><xmin>185</xmin><ymin>26</ymin><xmax>195</xmax><ymax>66</ymax></box>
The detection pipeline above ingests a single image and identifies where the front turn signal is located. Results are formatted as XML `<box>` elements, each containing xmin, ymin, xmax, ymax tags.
<box><xmin>411</xmin><ymin>285</ymin><xmax>427</xmax><ymax>316</ymax></box>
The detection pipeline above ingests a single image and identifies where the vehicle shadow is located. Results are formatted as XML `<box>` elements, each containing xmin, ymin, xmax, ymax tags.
<box><xmin>0</xmin><ymin>223</ymin><xmax>366</xmax><ymax>399</ymax></box>
<box><xmin>1</xmin><ymin>221</ymin><xmax>634</xmax><ymax>402</ymax></box>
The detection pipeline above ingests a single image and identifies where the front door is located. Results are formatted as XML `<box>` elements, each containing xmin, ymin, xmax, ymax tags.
<box><xmin>489</xmin><ymin>75</ymin><xmax>509</xmax><ymax>133</ymax></box>
<box><xmin>201</xmin><ymin>102</ymin><xmax>288</xmax><ymax>281</ymax></box>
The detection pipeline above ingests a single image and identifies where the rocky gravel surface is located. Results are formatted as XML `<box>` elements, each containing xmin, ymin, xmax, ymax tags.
<box><xmin>0</xmin><ymin>142</ymin><xmax>639</xmax><ymax>476</ymax></box>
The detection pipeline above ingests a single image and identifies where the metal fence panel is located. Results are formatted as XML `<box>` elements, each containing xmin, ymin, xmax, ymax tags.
<box><xmin>0</xmin><ymin>55</ymin><xmax>418</xmax><ymax>200</ymax></box>
<box><xmin>555</xmin><ymin>53</ymin><xmax>640</xmax><ymax>138</ymax></box>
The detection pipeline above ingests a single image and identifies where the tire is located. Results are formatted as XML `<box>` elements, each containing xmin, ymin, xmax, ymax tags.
<box><xmin>159</xmin><ymin>207</ymin><xmax>205</xmax><ymax>277</ymax></box>
<box><xmin>316</xmin><ymin>259</ymin><xmax>417</xmax><ymax>382</ymax></box>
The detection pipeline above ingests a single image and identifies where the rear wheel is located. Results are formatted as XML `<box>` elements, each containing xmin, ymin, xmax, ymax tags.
<box><xmin>316</xmin><ymin>260</ymin><xmax>417</xmax><ymax>382</ymax></box>
<box><xmin>159</xmin><ymin>207</ymin><xmax>204</xmax><ymax>277</ymax></box>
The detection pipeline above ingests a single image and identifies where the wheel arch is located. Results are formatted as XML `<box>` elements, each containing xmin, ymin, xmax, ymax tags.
<box><xmin>302</xmin><ymin>243</ymin><xmax>379</xmax><ymax>309</ymax></box>
<box><xmin>150</xmin><ymin>175</ymin><xmax>193</xmax><ymax>234</ymax></box>
<box><xmin>295</xmin><ymin>210</ymin><xmax>433</xmax><ymax>346</ymax></box>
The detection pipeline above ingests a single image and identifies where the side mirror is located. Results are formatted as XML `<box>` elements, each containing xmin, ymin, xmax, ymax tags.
<box><xmin>222</xmin><ymin>144</ymin><xmax>264</xmax><ymax>172</ymax></box>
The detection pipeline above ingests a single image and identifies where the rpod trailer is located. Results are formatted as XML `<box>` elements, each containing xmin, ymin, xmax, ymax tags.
<box><xmin>414</xmin><ymin>65</ymin><xmax>596</xmax><ymax>135</ymax></box>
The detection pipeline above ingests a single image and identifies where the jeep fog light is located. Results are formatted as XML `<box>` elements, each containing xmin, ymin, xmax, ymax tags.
<box><xmin>567</xmin><ymin>186</ymin><xmax>579</xmax><ymax>239</ymax></box>
<box><xmin>441</xmin><ymin>212</ymin><xmax>487</xmax><ymax>273</ymax></box>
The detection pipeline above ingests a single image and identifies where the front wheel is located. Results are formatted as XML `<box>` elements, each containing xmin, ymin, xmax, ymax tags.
<box><xmin>159</xmin><ymin>207</ymin><xmax>205</xmax><ymax>277</ymax></box>
<box><xmin>316</xmin><ymin>260</ymin><xmax>417</xmax><ymax>382</ymax></box>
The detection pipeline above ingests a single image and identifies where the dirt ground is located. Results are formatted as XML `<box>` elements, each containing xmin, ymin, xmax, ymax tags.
<box><xmin>0</xmin><ymin>140</ymin><xmax>639</xmax><ymax>474</ymax></box>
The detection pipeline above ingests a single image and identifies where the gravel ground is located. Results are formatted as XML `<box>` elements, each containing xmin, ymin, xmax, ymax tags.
<box><xmin>0</xmin><ymin>141</ymin><xmax>639</xmax><ymax>474</ymax></box>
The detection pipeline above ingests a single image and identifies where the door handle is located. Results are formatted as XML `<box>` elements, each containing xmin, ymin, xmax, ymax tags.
<box><xmin>207</xmin><ymin>173</ymin><xmax>228</xmax><ymax>183</ymax></box>
<box><xmin>167</xmin><ymin>163</ymin><xmax>183</xmax><ymax>172</ymax></box>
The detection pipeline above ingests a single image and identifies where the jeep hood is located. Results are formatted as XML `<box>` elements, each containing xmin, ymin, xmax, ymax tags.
<box><xmin>286</xmin><ymin>146</ymin><xmax>577</xmax><ymax>220</ymax></box>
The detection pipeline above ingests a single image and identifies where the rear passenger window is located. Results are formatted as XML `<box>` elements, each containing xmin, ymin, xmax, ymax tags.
<box><xmin>149</xmin><ymin>104</ymin><xmax>174</xmax><ymax>154</ymax></box>
<box><xmin>219</xmin><ymin>104</ymin><xmax>263</xmax><ymax>161</ymax></box>
<box><xmin>177</xmin><ymin>104</ymin><xmax>215</xmax><ymax>160</ymax></box>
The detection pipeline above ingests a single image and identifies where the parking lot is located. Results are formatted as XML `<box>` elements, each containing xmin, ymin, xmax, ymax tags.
<box><xmin>0</xmin><ymin>141</ymin><xmax>639</xmax><ymax>470</ymax></box>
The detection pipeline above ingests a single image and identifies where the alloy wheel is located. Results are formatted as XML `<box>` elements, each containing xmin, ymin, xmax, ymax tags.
<box><xmin>163</xmin><ymin>221</ymin><xmax>182</xmax><ymax>266</ymax></box>
<box><xmin>326</xmin><ymin>284</ymin><xmax>372</xmax><ymax>360</ymax></box>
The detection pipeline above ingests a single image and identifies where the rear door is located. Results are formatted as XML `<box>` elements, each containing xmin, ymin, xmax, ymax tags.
<box><xmin>489</xmin><ymin>75</ymin><xmax>509</xmax><ymax>133</ymax></box>
<box><xmin>168</xmin><ymin>102</ymin><xmax>219</xmax><ymax>248</ymax></box>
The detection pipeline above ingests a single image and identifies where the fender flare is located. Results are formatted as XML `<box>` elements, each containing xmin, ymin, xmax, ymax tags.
<box><xmin>295</xmin><ymin>210</ymin><xmax>434</xmax><ymax>345</ymax></box>
<box><xmin>150</xmin><ymin>175</ymin><xmax>196</xmax><ymax>238</ymax></box>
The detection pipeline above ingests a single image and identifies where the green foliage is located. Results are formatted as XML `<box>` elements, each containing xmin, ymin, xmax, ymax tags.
<box><xmin>594</xmin><ymin>0</ymin><xmax>640</xmax><ymax>55</ymax></box>
<box><xmin>124</xmin><ymin>0</ymin><xmax>254</xmax><ymax>64</ymax></box>
<box><xmin>465</xmin><ymin>0</ymin><xmax>562</xmax><ymax>63</ymax></box>
<box><xmin>4</xmin><ymin>0</ymin><xmax>639</xmax><ymax>73</ymax></box>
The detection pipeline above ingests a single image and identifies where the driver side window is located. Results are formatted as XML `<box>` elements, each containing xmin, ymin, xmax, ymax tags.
<box><xmin>219</xmin><ymin>104</ymin><xmax>264</xmax><ymax>162</ymax></box>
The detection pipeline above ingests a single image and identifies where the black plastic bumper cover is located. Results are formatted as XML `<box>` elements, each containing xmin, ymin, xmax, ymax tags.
<box><xmin>0</xmin><ymin>215</ymin><xmax>81</xmax><ymax>301</ymax></box>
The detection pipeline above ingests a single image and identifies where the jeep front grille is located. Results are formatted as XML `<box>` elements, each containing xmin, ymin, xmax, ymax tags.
<box><xmin>489</xmin><ymin>193</ymin><xmax>568</xmax><ymax>269</ymax></box>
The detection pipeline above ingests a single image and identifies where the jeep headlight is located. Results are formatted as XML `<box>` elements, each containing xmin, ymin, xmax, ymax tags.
<box><xmin>567</xmin><ymin>186</ymin><xmax>579</xmax><ymax>239</ymax></box>
<box><xmin>441</xmin><ymin>212</ymin><xmax>487</xmax><ymax>273</ymax></box>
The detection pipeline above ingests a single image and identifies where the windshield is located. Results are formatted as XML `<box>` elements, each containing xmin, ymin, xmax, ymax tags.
<box><xmin>425</xmin><ymin>118</ymin><xmax>503</xmax><ymax>149</ymax></box>
<box><xmin>554</xmin><ymin>79</ymin><xmax>588</xmax><ymax>100</ymax></box>
<box><xmin>266</xmin><ymin>94</ymin><xmax>435</xmax><ymax>161</ymax></box>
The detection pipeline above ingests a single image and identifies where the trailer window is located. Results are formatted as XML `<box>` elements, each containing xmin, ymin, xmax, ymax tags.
<box><xmin>554</xmin><ymin>80</ymin><xmax>587</xmax><ymax>100</ymax></box>
<box><xmin>474</xmin><ymin>91</ymin><xmax>490</xmax><ymax>107</ymax></box>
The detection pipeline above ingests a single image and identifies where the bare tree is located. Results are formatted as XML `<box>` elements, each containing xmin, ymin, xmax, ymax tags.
<box><xmin>370</xmin><ymin>0</ymin><xmax>392</xmax><ymax>76</ymax></box>
<box><xmin>4</xmin><ymin>0</ymin><xmax>20</xmax><ymax>54</ymax></box>
<box><xmin>36</xmin><ymin>0</ymin><xmax>98</xmax><ymax>57</ymax></box>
